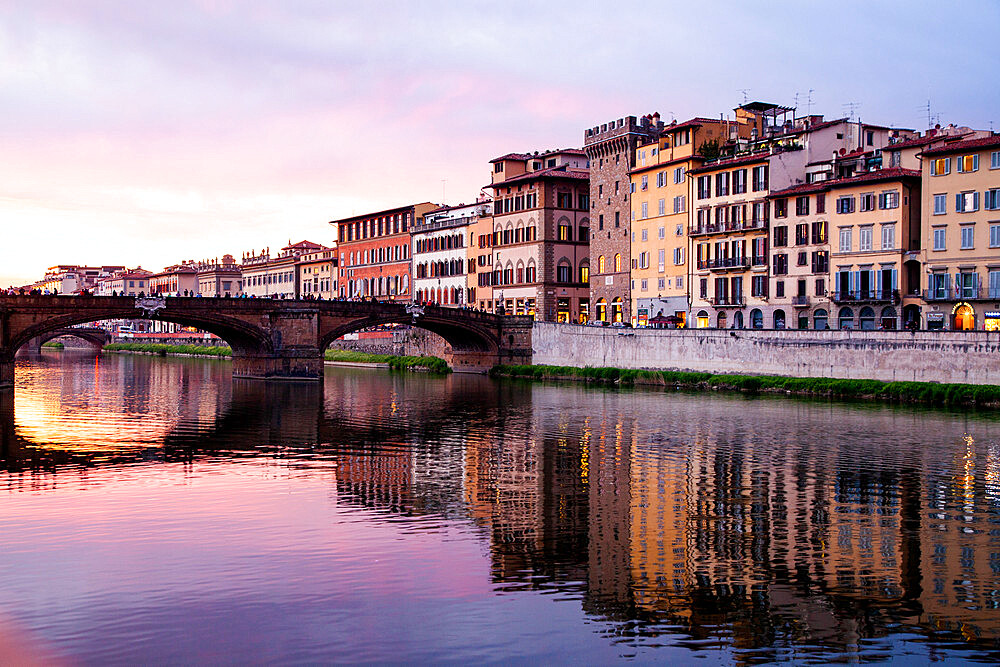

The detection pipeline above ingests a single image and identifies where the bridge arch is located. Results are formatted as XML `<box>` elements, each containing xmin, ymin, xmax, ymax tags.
<box><xmin>32</xmin><ymin>328</ymin><xmax>110</xmax><ymax>352</ymax></box>
<box><xmin>318</xmin><ymin>307</ymin><xmax>499</xmax><ymax>356</ymax></box>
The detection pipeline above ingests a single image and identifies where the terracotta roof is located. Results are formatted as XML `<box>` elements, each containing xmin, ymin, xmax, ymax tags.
<box><xmin>329</xmin><ymin>202</ymin><xmax>436</xmax><ymax>225</ymax></box>
<box><xmin>825</xmin><ymin>167</ymin><xmax>920</xmax><ymax>189</ymax></box>
<box><xmin>689</xmin><ymin>151</ymin><xmax>770</xmax><ymax>174</ymax></box>
<box><xmin>490</xmin><ymin>165</ymin><xmax>589</xmax><ymax>187</ymax></box>
<box><xmin>921</xmin><ymin>134</ymin><xmax>1000</xmax><ymax>156</ymax></box>
<box><xmin>766</xmin><ymin>182</ymin><xmax>830</xmax><ymax>198</ymax></box>
<box><xmin>661</xmin><ymin>117</ymin><xmax>721</xmax><ymax>134</ymax></box>
<box><xmin>883</xmin><ymin>135</ymin><xmax>942</xmax><ymax>151</ymax></box>
<box><xmin>630</xmin><ymin>154</ymin><xmax>704</xmax><ymax>175</ymax></box>
<box><xmin>802</xmin><ymin>117</ymin><xmax>848</xmax><ymax>133</ymax></box>
<box><xmin>489</xmin><ymin>152</ymin><xmax>533</xmax><ymax>163</ymax></box>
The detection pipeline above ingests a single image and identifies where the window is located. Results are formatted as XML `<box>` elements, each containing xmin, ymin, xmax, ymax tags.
<box><xmin>931</xmin><ymin>157</ymin><xmax>951</xmax><ymax>176</ymax></box>
<box><xmin>673</xmin><ymin>247</ymin><xmax>684</xmax><ymax>265</ymax></box>
<box><xmin>961</xmin><ymin>225</ymin><xmax>974</xmax><ymax>249</ymax></box>
<box><xmin>774</xmin><ymin>198</ymin><xmax>788</xmax><ymax>218</ymax></box>
<box><xmin>811</xmin><ymin>220</ymin><xmax>827</xmax><ymax>244</ymax></box>
<box><xmin>614</xmin><ymin>254</ymin><xmax>621</xmax><ymax>272</ymax></box>
<box><xmin>598</xmin><ymin>214</ymin><xmax>604</xmax><ymax>230</ymax></box>
<box><xmin>700</xmin><ymin>278</ymin><xmax>708</xmax><ymax>299</ymax></box>
<box><xmin>715</xmin><ymin>172</ymin><xmax>729</xmax><ymax>197</ymax></box>
<box><xmin>641</xmin><ymin>202</ymin><xmax>648</xmax><ymax>219</ymax></box>
<box><xmin>558</xmin><ymin>224</ymin><xmax>571</xmax><ymax>241</ymax></box>
<box><xmin>641</xmin><ymin>228</ymin><xmax>648</xmax><ymax>241</ymax></box>
<box><xmin>773</xmin><ymin>253</ymin><xmax>788</xmax><ymax>275</ymax></box>
<box><xmin>658</xmin><ymin>249</ymin><xmax>665</xmax><ymax>272</ymax></box>
<box><xmin>878</xmin><ymin>191</ymin><xmax>899</xmax><ymax>209</ymax></box>
<box><xmin>957</xmin><ymin>154</ymin><xmax>979</xmax><ymax>173</ymax></box>
<box><xmin>933</xmin><ymin>228</ymin><xmax>946</xmax><ymax>251</ymax></box>
<box><xmin>732</xmin><ymin>169</ymin><xmax>747</xmax><ymax>194</ymax></box>
<box><xmin>990</xmin><ymin>270</ymin><xmax>1000</xmax><ymax>299</ymax></box>
<box><xmin>933</xmin><ymin>194</ymin><xmax>947</xmax><ymax>215</ymax></box>
<box><xmin>816</xmin><ymin>194</ymin><xmax>826</xmax><ymax>214</ymax></box>
<box><xmin>775</xmin><ymin>281</ymin><xmax>785</xmax><ymax>298</ymax></box>
<box><xmin>752</xmin><ymin>165</ymin><xmax>768</xmax><ymax>191</ymax></box>
<box><xmin>881</xmin><ymin>224</ymin><xmax>895</xmax><ymax>250</ymax></box>
<box><xmin>673</xmin><ymin>196</ymin><xmax>686</xmax><ymax>213</ymax></box>
<box><xmin>991</xmin><ymin>223</ymin><xmax>1000</xmax><ymax>248</ymax></box>
<box><xmin>641</xmin><ymin>174</ymin><xmax>648</xmax><ymax>191</ymax></box>
<box><xmin>658</xmin><ymin>226</ymin><xmax>665</xmax><ymax>240</ymax></box>
<box><xmin>985</xmin><ymin>189</ymin><xmax>1000</xmax><ymax>211</ymax></box>
<box><xmin>676</xmin><ymin>224</ymin><xmax>683</xmax><ymax>236</ymax></box>
<box><xmin>579</xmin><ymin>265</ymin><xmax>588</xmax><ymax>283</ymax></box>
<box><xmin>673</xmin><ymin>166</ymin><xmax>685</xmax><ymax>183</ymax></box>
<box><xmin>697</xmin><ymin>176</ymin><xmax>711</xmax><ymax>199</ymax></box>
<box><xmin>797</xmin><ymin>251</ymin><xmax>807</xmax><ymax>266</ymax></box>
<box><xmin>795</xmin><ymin>223</ymin><xmax>809</xmax><ymax>245</ymax></box>
<box><xmin>658</xmin><ymin>278</ymin><xmax>665</xmax><ymax>290</ymax></box>
<box><xmin>866</xmin><ymin>130</ymin><xmax>875</xmax><ymax>146</ymax></box>
<box><xmin>811</xmin><ymin>251</ymin><xmax>829</xmax><ymax>274</ymax></box>
<box><xmin>751</xmin><ymin>275</ymin><xmax>767</xmax><ymax>297</ymax></box>
<box><xmin>993</xmin><ymin>151</ymin><xmax>1000</xmax><ymax>169</ymax></box>
<box><xmin>640</xmin><ymin>279</ymin><xmax>648</xmax><ymax>291</ymax></box>
<box><xmin>839</xmin><ymin>227</ymin><xmax>852</xmax><ymax>252</ymax></box>
<box><xmin>773</xmin><ymin>226</ymin><xmax>788</xmax><ymax>247</ymax></box>
<box><xmin>860</xmin><ymin>193</ymin><xmax>875</xmax><ymax>212</ymax></box>
<box><xmin>956</xmin><ymin>191</ymin><xmax>980</xmax><ymax>212</ymax></box>
<box><xmin>836</xmin><ymin>196</ymin><xmax>855</xmax><ymax>214</ymax></box>
<box><xmin>796</xmin><ymin>196</ymin><xmax>810</xmax><ymax>216</ymax></box>
<box><xmin>859</xmin><ymin>226</ymin><xmax>873</xmax><ymax>251</ymax></box>
<box><xmin>658</xmin><ymin>198</ymin><xmax>665</xmax><ymax>215</ymax></box>
<box><xmin>656</xmin><ymin>171</ymin><xmax>665</xmax><ymax>187</ymax></box>
<box><xmin>598</xmin><ymin>255</ymin><xmax>605</xmax><ymax>273</ymax></box>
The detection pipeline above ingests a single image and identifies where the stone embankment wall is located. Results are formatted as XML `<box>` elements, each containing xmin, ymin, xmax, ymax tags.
<box><xmin>532</xmin><ymin>322</ymin><xmax>1000</xmax><ymax>385</ymax></box>
<box><xmin>328</xmin><ymin>330</ymin><xmax>450</xmax><ymax>358</ymax></box>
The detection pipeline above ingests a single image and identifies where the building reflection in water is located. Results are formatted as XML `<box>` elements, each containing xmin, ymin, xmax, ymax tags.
<box><xmin>2</xmin><ymin>354</ymin><xmax>999</xmax><ymax>659</ymax></box>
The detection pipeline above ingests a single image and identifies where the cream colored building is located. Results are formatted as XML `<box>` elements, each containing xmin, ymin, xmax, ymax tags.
<box><xmin>241</xmin><ymin>240</ymin><xmax>324</xmax><ymax>299</ymax></box>
<box><xmin>296</xmin><ymin>246</ymin><xmax>337</xmax><ymax>299</ymax></box>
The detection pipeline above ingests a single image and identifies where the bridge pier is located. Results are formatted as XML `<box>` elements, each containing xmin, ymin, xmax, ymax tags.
<box><xmin>231</xmin><ymin>350</ymin><xmax>324</xmax><ymax>381</ymax></box>
<box><xmin>0</xmin><ymin>355</ymin><xmax>13</xmax><ymax>390</ymax></box>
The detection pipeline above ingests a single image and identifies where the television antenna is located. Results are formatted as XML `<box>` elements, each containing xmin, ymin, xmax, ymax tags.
<box><xmin>921</xmin><ymin>100</ymin><xmax>941</xmax><ymax>128</ymax></box>
<box><xmin>738</xmin><ymin>89</ymin><xmax>751</xmax><ymax>105</ymax></box>
<box><xmin>842</xmin><ymin>101</ymin><xmax>860</xmax><ymax>121</ymax></box>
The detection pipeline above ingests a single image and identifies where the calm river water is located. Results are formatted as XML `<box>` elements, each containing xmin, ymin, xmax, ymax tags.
<box><xmin>2</xmin><ymin>349</ymin><xmax>1000</xmax><ymax>664</ymax></box>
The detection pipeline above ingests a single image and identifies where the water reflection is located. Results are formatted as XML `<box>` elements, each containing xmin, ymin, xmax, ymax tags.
<box><xmin>1</xmin><ymin>351</ymin><xmax>999</xmax><ymax>662</ymax></box>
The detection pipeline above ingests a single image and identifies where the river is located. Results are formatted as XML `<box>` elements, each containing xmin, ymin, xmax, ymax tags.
<box><xmin>1</xmin><ymin>349</ymin><xmax>999</xmax><ymax>664</ymax></box>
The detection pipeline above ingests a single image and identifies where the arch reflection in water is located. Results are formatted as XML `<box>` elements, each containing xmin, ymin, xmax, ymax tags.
<box><xmin>1</xmin><ymin>353</ymin><xmax>999</xmax><ymax>662</ymax></box>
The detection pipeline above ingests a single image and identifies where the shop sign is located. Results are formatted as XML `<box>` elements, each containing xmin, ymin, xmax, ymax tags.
<box><xmin>926</xmin><ymin>313</ymin><xmax>945</xmax><ymax>321</ymax></box>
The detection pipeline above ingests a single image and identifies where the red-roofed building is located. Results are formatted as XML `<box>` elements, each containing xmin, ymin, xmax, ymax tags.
<box><xmin>487</xmin><ymin>148</ymin><xmax>590</xmax><ymax>322</ymax></box>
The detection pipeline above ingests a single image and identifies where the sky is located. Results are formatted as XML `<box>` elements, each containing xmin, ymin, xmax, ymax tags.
<box><xmin>2</xmin><ymin>0</ymin><xmax>998</xmax><ymax>287</ymax></box>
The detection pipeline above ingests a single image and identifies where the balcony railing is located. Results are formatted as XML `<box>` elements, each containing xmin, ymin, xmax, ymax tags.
<box><xmin>924</xmin><ymin>287</ymin><xmax>999</xmax><ymax>301</ymax></box>
<box><xmin>710</xmin><ymin>295</ymin><xmax>746</xmax><ymax>307</ymax></box>
<box><xmin>752</xmin><ymin>255</ymin><xmax>768</xmax><ymax>266</ymax></box>
<box><xmin>791</xmin><ymin>295</ymin><xmax>810</xmax><ymax>306</ymax></box>
<box><xmin>831</xmin><ymin>289</ymin><xmax>899</xmax><ymax>304</ymax></box>
<box><xmin>690</xmin><ymin>219</ymin><xmax>768</xmax><ymax>236</ymax></box>
<box><xmin>706</xmin><ymin>257</ymin><xmax>751</xmax><ymax>271</ymax></box>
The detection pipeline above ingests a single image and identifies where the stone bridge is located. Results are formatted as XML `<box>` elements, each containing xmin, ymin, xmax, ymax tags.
<box><xmin>20</xmin><ymin>326</ymin><xmax>111</xmax><ymax>354</ymax></box>
<box><xmin>0</xmin><ymin>295</ymin><xmax>533</xmax><ymax>389</ymax></box>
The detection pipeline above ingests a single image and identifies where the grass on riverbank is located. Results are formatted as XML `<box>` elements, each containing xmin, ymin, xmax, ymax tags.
<box><xmin>104</xmin><ymin>342</ymin><xmax>232</xmax><ymax>357</ymax></box>
<box><xmin>324</xmin><ymin>349</ymin><xmax>451</xmax><ymax>373</ymax></box>
<box><xmin>489</xmin><ymin>364</ymin><xmax>1000</xmax><ymax>407</ymax></box>
<box><xmin>103</xmin><ymin>342</ymin><xmax>450</xmax><ymax>373</ymax></box>
<box><xmin>41</xmin><ymin>341</ymin><xmax>64</xmax><ymax>349</ymax></box>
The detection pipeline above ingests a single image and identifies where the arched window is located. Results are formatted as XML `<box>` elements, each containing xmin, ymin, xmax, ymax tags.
<box><xmin>401</xmin><ymin>275</ymin><xmax>408</xmax><ymax>294</ymax></box>
<box><xmin>717</xmin><ymin>312</ymin><xmax>727</xmax><ymax>329</ymax></box>
<box><xmin>614</xmin><ymin>254</ymin><xmax>622</xmax><ymax>273</ymax></box>
<box><xmin>814</xmin><ymin>308</ymin><xmax>829</xmax><ymax>330</ymax></box>
<box><xmin>516</xmin><ymin>260</ymin><xmax>525</xmax><ymax>284</ymax></box>
<box><xmin>750</xmin><ymin>308</ymin><xmax>763</xmax><ymax>329</ymax></box>
<box><xmin>773</xmin><ymin>309</ymin><xmax>786</xmax><ymax>329</ymax></box>
<box><xmin>596</xmin><ymin>298</ymin><xmax>608</xmax><ymax>322</ymax></box>
<box><xmin>598</xmin><ymin>255</ymin><xmax>606</xmax><ymax>273</ymax></box>
<box><xmin>838</xmin><ymin>307</ymin><xmax>854</xmax><ymax>330</ymax></box>
<box><xmin>696</xmin><ymin>310</ymin><xmax>710</xmax><ymax>328</ymax></box>
<box><xmin>859</xmin><ymin>306</ymin><xmax>876</xmax><ymax>330</ymax></box>
<box><xmin>579</xmin><ymin>262</ymin><xmax>590</xmax><ymax>284</ymax></box>
<box><xmin>556</xmin><ymin>260</ymin><xmax>572</xmax><ymax>283</ymax></box>
<box><xmin>525</xmin><ymin>261</ymin><xmax>537</xmax><ymax>284</ymax></box>
<box><xmin>611</xmin><ymin>297</ymin><xmax>624</xmax><ymax>323</ymax></box>
<box><xmin>880</xmin><ymin>306</ymin><xmax>897</xmax><ymax>330</ymax></box>
<box><xmin>733</xmin><ymin>311</ymin><xmax>744</xmax><ymax>329</ymax></box>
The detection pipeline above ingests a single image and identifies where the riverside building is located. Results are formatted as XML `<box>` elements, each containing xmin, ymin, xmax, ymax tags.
<box><xmin>584</xmin><ymin>114</ymin><xmax>663</xmax><ymax>322</ymax></box>
<box><xmin>296</xmin><ymin>246</ymin><xmax>338</xmax><ymax>300</ymax></box>
<box><xmin>241</xmin><ymin>241</ymin><xmax>324</xmax><ymax>299</ymax></box>
<box><xmin>919</xmin><ymin>135</ymin><xmax>1000</xmax><ymax>330</ymax></box>
<box><xmin>467</xmin><ymin>200</ymin><xmax>495</xmax><ymax>310</ymax></box>
<box><xmin>195</xmin><ymin>254</ymin><xmax>243</xmax><ymax>297</ymax></box>
<box><xmin>412</xmin><ymin>202</ymin><xmax>485</xmax><ymax>306</ymax></box>
<box><xmin>628</xmin><ymin>118</ymin><xmax>729</xmax><ymax>327</ymax></box>
<box><xmin>488</xmin><ymin>149</ymin><xmax>590</xmax><ymax>321</ymax></box>
<box><xmin>330</xmin><ymin>203</ymin><xmax>438</xmax><ymax>301</ymax></box>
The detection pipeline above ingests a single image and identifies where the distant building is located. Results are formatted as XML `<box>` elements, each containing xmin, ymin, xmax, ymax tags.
<box><xmin>330</xmin><ymin>203</ymin><xmax>438</xmax><ymax>301</ymax></box>
<box><xmin>466</xmin><ymin>199</ymin><xmax>495</xmax><ymax>309</ymax></box>
<box><xmin>488</xmin><ymin>149</ymin><xmax>590</xmax><ymax>321</ymax></box>
<box><xmin>296</xmin><ymin>245</ymin><xmax>338</xmax><ymax>299</ymax></box>
<box><xmin>241</xmin><ymin>240</ymin><xmax>324</xmax><ymax>298</ymax></box>
<box><xmin>35</xmin><ymin>265</ymin><xmax>125</xmax><ymax>294</ymax></box>
<box><xmin>95</xmin><ymin>267</ymin><xmax>153</xmax><ymax>296</ymax></box>
<box><xmin>195</xmin><ymin>254</ymin><xmax>243</xmax><ymax>297</ymax></box>
<box><xmin>148</xmin><ymin>262</ymin><xmax>199</xmax><ymax>296</ymax></box>
<box><xmin>413</xmin><ymin>202</ymin><xmax>486</xmax><ymax>306</ymax></box>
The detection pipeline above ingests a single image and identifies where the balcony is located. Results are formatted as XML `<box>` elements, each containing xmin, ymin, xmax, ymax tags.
<box><xmin>707</xmin><ymin>257</ymin><xmax>751</xmax><ymax>272</ymax></box>
<box><xmin>831</xmin><ymin>289</ymin><xmax>899</xmax><ymax>304</ymax></box>
<box><xmin>791</xmin><ymin>295</ymin><xmax>810</xmax><ymax>307</ymax></box>
<box><xmin>689</xmin><ymin>220</ymin><xmax>768</xmax><ymax>237</ymax></box>
<box><xmin>924</xmin><ymin>287</ymin><xmax>999</xmax><ymax>301</ymax></box>
<box><xmin>710</xmin><ymin>295</ymin><xmax>746</xmax><ymax>307</ymax></box>
<box><xmin>752</xmin><ymin>255</ymin><xmax>768</xmax><ymax>267</ymax></box>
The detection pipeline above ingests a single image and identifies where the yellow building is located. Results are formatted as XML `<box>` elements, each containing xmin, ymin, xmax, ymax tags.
<box><xmin>828</xmin><ymin>168</ymin><xmax>922</xmax><ymax>330</ymax></box>
<box><xmin>629</xmin><ymin>119</ymin><xmax>728</xmax><ymax>327</ymax></box>
<box><xmin>296</xmin><ymin>245</ymin><xmax>337</xmax><ymax>299</ymax></box>
<box><xmin>919</xmin><ymin>135</ymin><xmax>1000</xmax><ymax>330</ymax></box>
